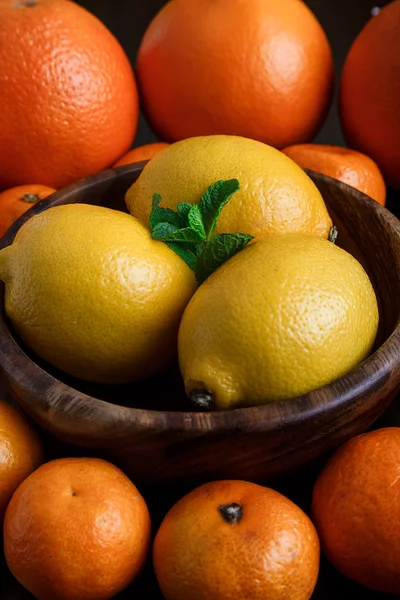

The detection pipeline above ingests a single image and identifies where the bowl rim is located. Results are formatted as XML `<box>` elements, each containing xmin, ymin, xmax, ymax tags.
<box><xmin>0</xmin><ymin>163</ymin><xmax>400</xmax><ymax>436</ymax></box>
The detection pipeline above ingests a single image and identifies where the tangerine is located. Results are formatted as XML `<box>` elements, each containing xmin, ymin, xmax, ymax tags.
<box><xmin>0</xmin><ymin>400</ymin><xmax>44</xmax><ymax>523</ymax></box>
<box><xmin>282</xmin><ymin>144</ymin><xmax>386</xmax><ymax>205</ymax></box>
<box><xmin>4</xmin><ymin>457</ymin><xmax>151</xmax><ymax>600</ymax></box>
<box><xmin>0</xmin><ymin>184</ymin><xmax>56</xmax><ymax>237</ymax></box>
<box><xmin>153</xmin><ymin>480</ymin><xmax>320</xmax><ymax>600</ymax></box>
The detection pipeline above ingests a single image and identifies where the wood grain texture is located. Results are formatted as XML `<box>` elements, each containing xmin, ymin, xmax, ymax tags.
<box><xmin>0</xmin><ymin>164</ymin><xmax>399</xmax><ymax>486</ymax></box>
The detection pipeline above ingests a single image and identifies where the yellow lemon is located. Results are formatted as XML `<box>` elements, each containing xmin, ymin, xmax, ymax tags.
<box><xmin>0</xmin><ymin>204</ymin><xmax>196</xmax><ymax>384</ymax></box>
<box><xmin>178</xmin><ymin>234</ymin><xmax>379</xmax><ymax>410</ymax></box>
<box><xmin>125</xmin><ymin>135</ymin><xmax>332</xmax><ymax>240</ymax></box>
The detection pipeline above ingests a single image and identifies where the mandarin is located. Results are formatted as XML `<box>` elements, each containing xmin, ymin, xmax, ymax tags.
<box><xmin>282</xmin><ymin>144</ymin><xmax>386</xmax><ymax>205</ymax></box>
<box><xmin>4</xmin><ymin>457</ymin><xmax>151</xmax><ymax>600</ymax></box>
<box><xmin>153</xmin><ymin>480</ymin><xmax>320</xmax><ymax>600</ymax></box>
<box><xmin>0</xmin><ymin>400</ymin><xmax>44</xmax><ymax>523</ymax></box>
<box><xmin>0</xmin><ymin>184</ymin><xmax>56</xmax><ymax>238</ymax></box>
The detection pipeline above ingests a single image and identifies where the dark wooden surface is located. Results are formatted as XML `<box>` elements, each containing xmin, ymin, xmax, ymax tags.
<box><xmin>1</xmin><ymin>1</ymin><xmax>400</xmax><ymax>599</ymax></box>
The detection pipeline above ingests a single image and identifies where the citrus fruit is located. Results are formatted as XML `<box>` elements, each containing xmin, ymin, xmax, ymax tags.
<box><xmin>178</xmin><ymin>233</ymin><xmax>379</xmax><ymax>410</ymax></box>
<box><xmin>0</xmin><ymin>184</ymin><xmax>56</xmax><ymax>237</ymax></box>
<box><xmin>0</xmin><ymin>204</ymin><xmax>196</xmax><ymax>384</ymax></box>
<box><xmin>339</xmin><ymin>1</ymin><xmax>400</xmax><ymax>188</ymax></box>
<box><xmin>0</xmin><ymin>400</ymin><xmax>44</xmax><ymax>523</ymax></box>
<box><xmin>4</xmin><ymin>457</ymin><xmax>151</xmax><ymax>600</ymax></box>
<box><xmin>312</xmin><ymin>427</ymin><xmax>400</xmax><ymax>595</ymax></box>
<box><xmin>282</xmin><ymin>144</ymin><xmax>386</xmax><ymax>206</ymax></box>
<box><xmin>126</xmin><ymin>135</ymin><xmax>332</xmax><ymax>241</ymax></box>
<box><xmin>153</xmin><ymin>479</ymin><xmax>320</xmax><ymax>600</ymax></box>
<box><xmin>0</xmin><ymin>0</ymin><xmax>138</xmax><ymax>189</ymax></box>
<box><xmin>136</xmin><ymin>0</ymin><xmax>334</xmax><ymax>148</ymax></box>
<box><xmin>114</xmin><ymin>142</ymin><xmax>170</xmax><ymax>166</ymax></box>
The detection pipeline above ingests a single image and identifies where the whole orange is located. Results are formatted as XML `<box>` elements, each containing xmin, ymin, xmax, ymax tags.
<box><xmin>339</xmin><ymin>1</ymin><xmax>400</xmax><ymax>188</ymax></box>
<box><xmin>0</xmin><ymin>0</ymin><xmax>138</xmax><ymax>189</ymax></box>
<box><xmin>114</xmin><ymin>142</ymin><xmax>170</xmax><ymax>166</ymax></box>
<box><xmin>282</xmin><ymin>144</ymin><xmax>386</xmax><ymax>205</ymax></box>
<box><xmin>4</xmin><ymin>457</ymin><xmax>151</xmax><ymax>600</ymax></box>
<box><xmin>312</xmin><ymin>427</ymin><xmax>400</xmax><ymax>595</ymax></box>
<box><xmin>0</xmin><ymin>400</ymin><xmax>44</xmax><ymax>523</ymax></box>
<box><xmin>0</xmin><ymin>184</ymin><xmax>56</xmax><ymax>237</ymax></box>
<box><xmin>137</xmin><ymin>0</ymin><xmax>334</xmax><ymax>148</ymax></box>
<box><xmin>153</xmin><ymin>480</ymin><xmax>320</xmax><ymax>600</ymax></box>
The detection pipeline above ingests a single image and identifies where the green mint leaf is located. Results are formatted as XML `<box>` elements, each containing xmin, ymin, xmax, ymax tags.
<box><xmin>151</xmin><ymin>222</ymin><xmax>180</xmax><ymax>240</ymax></box>
<box><xmin>152</xmin><ymin>223</ymin><xmax>205</xmax><ymax>243</ymax></box>
<box><xmin>199</xmin><ymin>179</ymin><xmax>240</xmax><ymax>239</ymax></box>
<box><xmin>195</xmin><ymin>233</ymin><xmax>253</xmax><ymax>285</ymax></box>
<box><xmin>150</xmin><ymin>193</ymin><xmax>184</xmax><ymax>230</ymax></box>
<box><xmin>163</xmin><ymin>228</ymin><xmax>205</xmax><ymax>243</ymax></box>
<box><xmin>177</xmin><ymin>202</ymin><xmax>193</xmax><ymax>226</ymax></box>
<box><xmin>188</xmin><ymin>205</ymin><xmax>206</xmax><ymax>241</ymax></box>
<box><xmin>191</xmin><ymin>242</ymin><xmax>205</xmax><ymax>257</ymax></box>
<box><xmin>165</xmin><ymin>242</ymin><xmax>197</xmax><ymax>270</ymax></box>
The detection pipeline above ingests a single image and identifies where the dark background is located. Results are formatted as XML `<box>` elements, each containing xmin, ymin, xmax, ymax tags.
<box><xmin>2</xmin><ymin>1</ymin><xmax>399</xmax><ymax>599</ymax></box>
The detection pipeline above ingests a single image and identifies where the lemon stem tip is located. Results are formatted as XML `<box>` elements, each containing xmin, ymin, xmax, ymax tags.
<box><xmin>328</xmin><ymin>225</ymin><xmax>338</xmax><ymax>244</ymax></box>
<box><xmin>190</xmin><ymin>389</ymin><xmax>214</xmax><ymax>410</ymax></box>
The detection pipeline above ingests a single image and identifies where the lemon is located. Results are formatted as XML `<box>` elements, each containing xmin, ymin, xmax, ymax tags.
<box><xmin>178</xmin><ymin>234</ymin><xmax>379</xmax><ymax>410</ymax></box>
<box><xmin>0</xmin><ymin>204</ymin><xmax>196</xmax><ymax>384</ymax></box>
<box><xmin>125</xmin><ymin>135</ymin><xmax>332</xmax><ymax>240</ymax></box>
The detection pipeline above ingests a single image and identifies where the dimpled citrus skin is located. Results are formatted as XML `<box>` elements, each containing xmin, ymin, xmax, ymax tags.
<box><xmin>126</xmin><ymin>135</ymin><xmax>332</xmax><ymax>241</ymax></box>
<box><xmin>312</xmin><ymin>428</ymin><xmax>400</xmax><ymax>595</ymax></box>
<box><xmin>153</xmin><ymin>480</ymin><xmax>320</xmax><ymax>600</ymax></box>
<box><xmin>178</xmin><ymin>234</ymin><xmax>379</xmax><ymax>409</ymax></box>
<box><xmin>339</xmin><ymin>1</ymin><xmax>400</xmax><ymax>189</ymax></box>
<box><xmin>4</xmin><ymin>457</ymin><xmax>151</xmax><ymax>600</ymax></box>
<box><xmin>136</xmin><ymin>0</ymin><xmax>333</xmax><ymax>147</ymax></box>
<box><xmin>0</xmin><ymin>0</ymin><xmax>138</xmax><ymax>189</ymax></box>
<box><xmin>281</xmin><ymin>144</ymin><xmax>386</xmax><ymax>206</ymax></box>
<box><xmin>0</xmin><ymin>204</ymin><xmax>196</xmax><ymax>384</ymax></box>
<box><xmin>0</xmin><ymin>400</ymin><xmax>44</xmax><ymax>524</ymax></box>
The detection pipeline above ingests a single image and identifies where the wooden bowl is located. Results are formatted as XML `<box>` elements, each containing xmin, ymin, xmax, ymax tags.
<box><xmin>0</xmin><ymin>163</ymin><xmax>400</xmax><ymax>487</ymax></box>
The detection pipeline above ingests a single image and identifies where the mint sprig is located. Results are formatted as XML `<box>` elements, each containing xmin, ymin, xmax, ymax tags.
<box><xmin>199</xmin><ymin>179</ymin><xmax>240</xmax><ymax>238</ymax></box>
<box><xmin>195</xmin><ymin>233</ymin><xmax>253</xmax><ymax>285</ymax></box>
<box><xmin>149</xmin><ymin>179</ymin><xmax>254</xmax><ymax>284</ymax></box>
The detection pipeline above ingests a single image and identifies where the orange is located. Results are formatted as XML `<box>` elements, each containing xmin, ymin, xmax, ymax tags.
<box><xmin>4</xmin><ymin>457</ymin><xmax>151</xmax><ymax>600</ymax></box>
<box><xmin>0</xmin><ymin>400</ymin><xmax>44</xmax><ymax>523</ymax></box>
<box><xmin>312</xmin><ymin>428</ymin><xmax>400</xmax><ymax>595</ymax></box>
<box><xmin>114</xmin><ymin>142</ymin><xmax>170</xmax><ymax>166</ymax></box>
<box><xmin>339</xmin><ymin>1</ymin><xmax>400</xmax><ymax>188</ymax></box>
<box><xmin>0</xmin><ymin>184</ymin><xmax>56</xmax><ymax>237</ymax></box>
<box><xmin>0</xmin><ymin>0</ymin><xmax>138</xmax><ymax>189</ymax></box>
<box><xmin>282</xmin><ymin>144</ymin><xmax>386</xmax><ymax>205</ymax></box>
<box><xmin>137</xmin><ymin>0</ymin><xmax>334</xmax><ymax>148</ymax></box>
<box><xmin>153</xmin><ymin>480</ymin><xmax>320</xmax><ymax>600</ymax></box>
